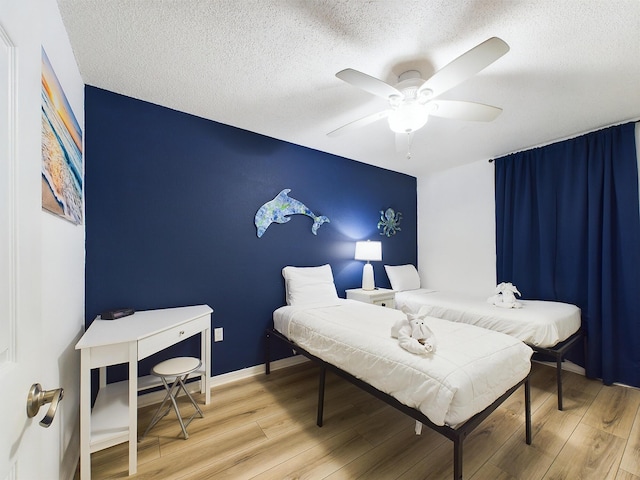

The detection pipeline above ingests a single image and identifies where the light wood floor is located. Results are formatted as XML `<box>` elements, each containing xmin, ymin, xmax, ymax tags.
<box><xmin>86</xmin><ymin>361</ymin><xmax>640</xmax><ymax>480</ymax></box>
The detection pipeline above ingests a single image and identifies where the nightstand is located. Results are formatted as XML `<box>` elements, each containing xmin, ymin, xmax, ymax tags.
<box><xmin>345</xmin><ymin>288</ymin><xmax>396</xmax><ymax>308</ymax></box>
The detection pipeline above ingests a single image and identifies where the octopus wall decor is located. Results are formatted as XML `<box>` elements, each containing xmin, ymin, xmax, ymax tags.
<box><xmin>378</xmin><ymin>208</ymin><xmax>402</xmax><ymax>237</ymax></box>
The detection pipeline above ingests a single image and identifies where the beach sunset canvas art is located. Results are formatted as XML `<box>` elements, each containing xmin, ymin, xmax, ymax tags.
<box><xmin>41</xmin><ymin>48</ymin><xmax>83</xmax><ymax>224</ymax></box>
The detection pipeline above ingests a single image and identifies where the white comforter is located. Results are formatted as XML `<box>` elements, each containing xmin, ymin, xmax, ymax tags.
<box><xmin>395</xmin><ymin>290</ymin><xmax>581</xmax><ymax>348</ymax></box>
<box><xmin>273</xmin><ymin>299</ymin><xmax>532</xmax><ymax>428</ymax></box>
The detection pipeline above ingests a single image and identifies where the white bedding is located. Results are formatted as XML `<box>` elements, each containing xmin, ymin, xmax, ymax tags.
<box><xmin>273</xmin><ymin>299</ymin><xmax>532</xmax><ymax>428</ymax></box>
<box><xmin>395</xmin><ymin>290</ymin><xmax>581</xmax><ymax>348</ymax></box>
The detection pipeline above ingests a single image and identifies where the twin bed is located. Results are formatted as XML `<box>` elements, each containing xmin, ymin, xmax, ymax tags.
<box><xmin>265</xmin><ymin>264</ymin><xmax>534</xmax><ymax>480</ymax></box>
<box><xmin>386</xmin><ymin>264</ymin><xmax>583</xmax><ymax>410</ymax></box>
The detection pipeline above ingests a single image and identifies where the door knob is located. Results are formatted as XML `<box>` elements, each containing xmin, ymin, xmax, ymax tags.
<box><xmin>26</xmin><ymin>383</ymin><xmax>64</xmax><ymax>427</ymax></box>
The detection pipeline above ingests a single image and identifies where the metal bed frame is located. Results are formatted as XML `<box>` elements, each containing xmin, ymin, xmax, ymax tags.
<box><xmin>265</xmin><ymin>328</ymin><xmax>532</xmax><ymax>480</ymax></box>
<box><xmin>530</xmin><ymin>329</ymin><xmax>584</xmax><ymax>410</ymax></box>
<box><xmin>395</xmin><ymin>293</ymin><xmax>584</xmax><ymax>411</ymax></box>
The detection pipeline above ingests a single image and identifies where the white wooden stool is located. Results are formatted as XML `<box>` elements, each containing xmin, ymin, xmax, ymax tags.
<box><xmin>141</xmin><ymin>357</ymin><xmax>204</xmax><ymax>440</ymax></box>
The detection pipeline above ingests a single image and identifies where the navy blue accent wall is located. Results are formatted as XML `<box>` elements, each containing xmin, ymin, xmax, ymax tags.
<box><xmin>85</xmin><ymin>86</ymin><xmax>417</xmax><ymax>381</ymax></box>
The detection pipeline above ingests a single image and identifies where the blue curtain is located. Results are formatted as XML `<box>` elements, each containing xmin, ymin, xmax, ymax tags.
<box><xmin>494</xmin><ymin>122</ymin><xmax>640</xmax><ymax>387</ymax></box>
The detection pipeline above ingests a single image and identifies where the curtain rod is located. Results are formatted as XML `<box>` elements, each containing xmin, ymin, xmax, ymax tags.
<box><xmin>488</xmin><ymin>119</ymin><xmax>639</xmax><ymax>164</ymax></box>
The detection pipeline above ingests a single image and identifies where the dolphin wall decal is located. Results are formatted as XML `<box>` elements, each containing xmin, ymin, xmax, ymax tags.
<box><xmin>255</xmin><ymin>189</ymin><xmax>330</xmax><ymax>238</ymax></box>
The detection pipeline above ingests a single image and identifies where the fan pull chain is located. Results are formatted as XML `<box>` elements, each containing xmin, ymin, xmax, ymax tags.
<box><xmin>406</xmin><ymin>132</ymin><xmax>413</xmax><ymax>160</ymax></box>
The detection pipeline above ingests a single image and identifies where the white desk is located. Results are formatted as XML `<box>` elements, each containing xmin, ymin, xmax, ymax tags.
<box><xmin>75</xmin><ymin>304</ymin><xmax>213</xmax><ymax>479</ymax></box>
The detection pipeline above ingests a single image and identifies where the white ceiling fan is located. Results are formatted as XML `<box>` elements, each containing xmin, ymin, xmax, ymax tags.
<box><xmin>328</xmin><ymin>37</ymin><xmax>510</xmax><ymax>145</ymax></box>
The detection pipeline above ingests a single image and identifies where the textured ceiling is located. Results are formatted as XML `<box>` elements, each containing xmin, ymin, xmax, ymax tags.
<box><xmin>57</xmin><ymin>0</ymin><xmax>640</xmax><ymax>177</ymax></box>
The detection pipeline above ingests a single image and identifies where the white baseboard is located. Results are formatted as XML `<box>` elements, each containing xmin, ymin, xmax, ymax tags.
<box><xmin>209</xmin><ymin>354</ymin><xmax>308</xmax><ymax>387</ymax></box>
<box><xmin>137</xmin><ymin>355</ymin><xmax>308</xmax><ymax>407</ymax></box>
<box><xmin>533</xmin><ymin>358</ymin><xmax>585</xmax><ymax>375</ymax></box>
<box><xmin>533</xmin><ymin>359</ymin><xmax>640</xmax><ymax>391</ymax></box>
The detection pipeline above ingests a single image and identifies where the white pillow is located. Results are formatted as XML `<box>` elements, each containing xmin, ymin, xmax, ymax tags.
<box><xmin>282</xmin><ymin>264</ymin><xmax>339</xmax><ymax>306</ymax></box>
<box><xmin>384</xmin><ymin>264</ymin><xmax>421</xmax><ymax>291</ymax></box>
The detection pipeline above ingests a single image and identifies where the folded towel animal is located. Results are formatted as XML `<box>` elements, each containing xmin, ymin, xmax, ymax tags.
<box><xmin>391</xmin><ymin>307</ymin><xmax>437</xmax><ymax>355</ymax></box>
<box><xmin>487</xmin><ymin>282</ymin><xmax>522</xmax><ymax>309</ymax></box>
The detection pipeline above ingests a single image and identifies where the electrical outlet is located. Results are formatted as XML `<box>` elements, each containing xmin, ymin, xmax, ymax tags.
<box><xmin>214</xmin><ymin>327</ymin><xmax>223</xmax><ymax>342</ymax></box>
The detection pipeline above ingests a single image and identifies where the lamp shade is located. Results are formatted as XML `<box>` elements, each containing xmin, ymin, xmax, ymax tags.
<box><xmin>354</xmin><ymin>241</ymin><xmax>382</xmax><ymax>262</ymax></box>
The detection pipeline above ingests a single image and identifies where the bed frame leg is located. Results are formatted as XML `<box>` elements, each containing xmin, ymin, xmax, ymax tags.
<box><xmin>317</xmin><ymin>366</ymin><xmax>326</xmax><ymax>427</ymax></box>
<box><xmin>453</xmin><ymin>437</ymin><xmax>463</xmax><ymax>480</ymax></box>
<box><xmin>525</xmin><ymin>376</ymin><xmax>532</xmax><ymax>445</ymax></box>
<box><xmin>556</xmin><ymin>354</ymin><xmax>563</xmax><ymax>410</ymax></box>
<box><xmin>265</xmin><ymin>331</ymin><xmax>271</xmax><ymax>375</ymax></box>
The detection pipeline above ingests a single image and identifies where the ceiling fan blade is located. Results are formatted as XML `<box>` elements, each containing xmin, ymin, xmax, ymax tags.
<box><xmin>418</xmin><ymin>37</ymin><xmax>509</xmax><ymax>99</ymax></box>
<box><xmin>429</xmin><ymin>100</ymin><xmax>502</xmax><ymax>122</ymax></box>
<box><xmin>336</xmin><ymin>68</ymin><xmax>403</xmax><ymax>100</ymax></box>
<box><xmin>327</xmin><ymin>110</ymin><xmax>390</xmax><ymax>137</ymax></box>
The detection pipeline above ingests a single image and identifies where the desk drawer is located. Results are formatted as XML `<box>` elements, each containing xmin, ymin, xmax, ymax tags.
<box><xmin>138</xmin><ymin>315</ymin><xmax>210</xmax><ymax>360</ymax></box>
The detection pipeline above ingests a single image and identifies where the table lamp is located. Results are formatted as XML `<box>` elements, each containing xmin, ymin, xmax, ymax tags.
<box><xmin>354</xmin><ymin>240</ymin><xmax>382</xmax><ymax>290</ymax></box>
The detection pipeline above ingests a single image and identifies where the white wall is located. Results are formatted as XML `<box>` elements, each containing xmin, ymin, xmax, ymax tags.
<box><xmin>417</xmin><ymin>159</ymin><xmax>496</xmax><ymax>296</ymax></box>
<box><xmin>4</xmin><ymin>1</ymin><xmax>85</xmax><ymax>479</ymax></box>
<box><xmin>418</xmin><ymin>122</ymin><xmax>640</xmax><ymax>299</ymax></box>
<box><xmin>42</xmin><ymin>1</ymin><xmax>85</xmax><ymax>477</ymax></box>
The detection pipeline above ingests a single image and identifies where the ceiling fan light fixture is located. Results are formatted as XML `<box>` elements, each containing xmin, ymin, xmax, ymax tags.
<box><xmin>417</xmin><ymin>88</ymin><xmax>433</xmax><ymax>104</ymax></box>
<box><xmin>329</xmin><ymin>37</ymin><xmax>509</xmax><ymax>137</ymax></box>
<box><xmin>388</xmin><ymin>94</ymin><xmax>403</xmax><ymax>108</ymax></box>
<box><xmin>388</xmin><ymin>103</ymin><xmax>429</xmax><ymax>133</ymax></box>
